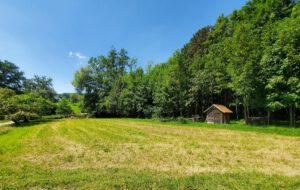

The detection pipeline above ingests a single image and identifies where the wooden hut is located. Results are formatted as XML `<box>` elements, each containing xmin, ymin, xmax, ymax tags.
<box><xmin>204</xmin><ymin>104</ymin><xmax>233</xmax><ymax>124</ymax></box>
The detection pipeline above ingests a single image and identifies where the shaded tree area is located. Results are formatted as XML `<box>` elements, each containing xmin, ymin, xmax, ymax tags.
<box><xmin>0</xmin><ymin>60</ymin><xmax>58</xmax><ymax>123</ymax></box>
<box><xmin>73</xmin><ymin>0</ymin><xmax>300</xmax><ymax>126</ymax></box>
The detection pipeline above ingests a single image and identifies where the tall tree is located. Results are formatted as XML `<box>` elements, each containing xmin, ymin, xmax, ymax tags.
<box><xmin>72</xmin><ymin>48</ymin><xmax>136</xmax><ymax>116</ymax></box>
<box><xmin>24</xmin><ymin>75</ymin><xmax>56</xmax><ymax>101</ymax></box>
<box><xmin>0</xmin><ymin>60</ymin><xmax>25</xmax><ymax>92</ymax></box>
<box><xmin>262</xmin><ymin>17</ymin><xmax>300</xmax><ymax>126</ymax></box>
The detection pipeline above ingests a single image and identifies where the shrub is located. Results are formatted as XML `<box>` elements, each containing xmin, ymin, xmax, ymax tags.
<box><xmin>0</xmin><ymin>88</ymin><xmax>16</xmax><ymax>117</ymax></box>
<box><xmin>246</xmin><ymin>117</ymin><xmax>268</xmax><ymax>125</ymax></box>
<box><xmin>177</xmin><ymin>116</ymin><xmax>188</xmax><ymax>124</ymax></box>
<box><xmin>6</xmin><ymin>111</ymin><xmax>39</xmax><ymax>124</ymax></box>
<box><xmin>159</xmin><ymin>117</ymin><xmax>174</xmax><ymax>122</ymax></box>
<box><xmin>56</xmin><ymin>98</ymin><xmax>73</xmax><ymax>117</ymax></box>
<box><xmin>6</xmin><ymin>93</ymin><xmax>55</xmax><ymax>116</ymax></box>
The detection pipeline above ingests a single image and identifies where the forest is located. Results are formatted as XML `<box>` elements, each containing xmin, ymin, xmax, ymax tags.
<box><xmin>73</xmin><ymin>0</ymin><xmax>300</xmax><ymax>126</ymax></box>
<box><xmin>1</xmin><ymin>0</ymin><xmax>300</xmax><ymax>126</ymax></box>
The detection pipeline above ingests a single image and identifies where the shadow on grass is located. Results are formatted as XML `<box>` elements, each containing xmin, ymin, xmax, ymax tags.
<box><xmin>269</xmin><ymin>121</ymin><xmax>300</xmax><ymax>128</ymax></box>
<box><xmin>229</xmin><ymin>120</ymin><xmax>300</xmax><ymax>128</ymax></box>
<box><xmin>122</xmin><ymin>118</ymin><xmax>300</xmax><ymax>137</ymax></box>
<box><xmin>13</xmin><ymin>118</ymin><xmax>61</xmax><ymax>128</ymax></box>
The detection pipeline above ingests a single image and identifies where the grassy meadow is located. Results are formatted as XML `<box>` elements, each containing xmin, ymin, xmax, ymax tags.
<box><xmin>0</xmin><ymin>118</ymin><xmax>300</xmax><ymax>189</ymax></box>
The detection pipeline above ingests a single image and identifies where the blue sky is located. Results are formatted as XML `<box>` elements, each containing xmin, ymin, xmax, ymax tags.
<box><xmin>0</xmin><ymin>0</ymin><xmax>247</xmax><ymax>93</ymax></box>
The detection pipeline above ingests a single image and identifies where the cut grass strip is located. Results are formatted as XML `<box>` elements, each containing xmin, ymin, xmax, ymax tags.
<box><xmin>0</xmin><ymin>167</ymin><xmax>299</xmax><ymax>190</ymax></box>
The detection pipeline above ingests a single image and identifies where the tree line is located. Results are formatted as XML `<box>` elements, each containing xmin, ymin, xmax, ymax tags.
<box><xmin>73</xmin><ymin>0</ymin><xmax>300</xmax><ymax>126</ymax></box>
<box><xmin>1</xmin><ymin>0</ymin><xmax>299</xmax><ymax>126</ymax></box>
<box><xmin>0</xmin><ymin>60</ymin><xmax>75</xmax><ymax>124</ymax></box>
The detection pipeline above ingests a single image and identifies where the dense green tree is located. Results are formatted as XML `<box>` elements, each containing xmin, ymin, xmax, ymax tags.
<box><xmin>69</xmin><ymin>93</ymin><xmax>82</xmax><ymax>103</ymax></box>
<box><xmin>0</xmin><ymin>88</ymin><xmax>16</xmax><ymax>119</ymax></box>
<box><xmin>262</xmin><ymin>17</ymin><xmax>300</xmax><ymax>126</ymax></box>
<box><xmin>6</xmin><ymin>93</ymin><xmax>55</xmax><ymax>116</ymax></box>
<box><xmin>0</xmin><ymin>60</ymin><xmax>25</xmax><ymax>92</ymax></box>
<box><xmin>56</xmin><ymin>98</ymin><xmax>73</xmax><ymax>116</ymax></box>
<box><xmin>117</xmin><ymin>68</ymin><xmax>149</xmax><ymax>117</ymax></box>
<box><xmin>24</xmin><ymin>75</ymin><xmax>56</xmax><ymax>101</ymax></box>
<box><xmin>73</xmin><ymin>48</ymin><xmax>136</xmax><ymax>116</ymax></box>
<box><xmin>3</xmin><ymin>93</ymin><xmax>55</xmax><ymax>123</ymax></box>
<box><xmin>72</xmin><ymin>0</ymin><xmax>299</xmax><ymax>126</ymax></box>
<box><xmin>0</xmin><ymin>62</ymin><xmax>57</xmax><ymax>122</ymax></box>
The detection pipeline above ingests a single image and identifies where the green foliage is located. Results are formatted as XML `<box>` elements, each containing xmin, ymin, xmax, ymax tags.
<box><xmin>6</xmin><ymin>111</ymin><xmax>39</xmax><ymax>124</ymax></box>
<box><xmin>292</xmin><ymin>0</ymin><xmax>300</xmax><ymax>17</ymax></box>
<box><xmin>56</xmin><ymin>98</ymin><xmax>73</xmax><ymax>116</ymax></box>
<box><xmin>23</xmin><ymin>75</ymin><xmax>57</xmax><ymax>101</ymax></box>
<box><xmin>0</xmin><ymin>61</ymin><xmax>57</xmax><ymax>123</ymax></box>
<box><xmin>0</xmin><ymin>60</ymin><xmax>25</xmax><ymax>92</ymax></box>
<box><xmin>6</xmin><ymin>93</ymin><xmax>55</xmax><ymax>116</ymax></box>
<box><xmin>261</xmin><ymin>16</ymin><xmax>300</xmax><ymax>126</ymax></box>
<box><xmin>117</xmin><ymin>68</ymin><xmax>150</xmax><ymax>117</ymax></box>
<box><xmin>69</xmin><ymin>102</ymin><xmax>82</xmax><ymax>114</ymax></box>
<box><xmin>0</xmin><ymin>88</ymin><xmax>16</xmax><ymax>119</ymax></box>
<box><xmin>71</xmin><ymin>0</ymin><xmax>300</xmax><ymax>126</ymax></box>
<box><xmin>1</xmin><ymin>92</ymin><xmax>55</xmax><ymax>123</ymax></box>
<box><xmin>69</xmin><ymin>93</ymin><xmax>82</xmax><ymax>103</ymax></box>
<box><xmin>72</xmin><ymin>47</ymin><xmax>137</xmax><ymax>116</ymax></box>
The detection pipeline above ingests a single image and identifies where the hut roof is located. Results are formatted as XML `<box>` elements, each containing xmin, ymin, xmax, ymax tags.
<box><xmin>204</xmin><ymin>104</ymin><xmax>233</xmax><ymax>114</ymax></box>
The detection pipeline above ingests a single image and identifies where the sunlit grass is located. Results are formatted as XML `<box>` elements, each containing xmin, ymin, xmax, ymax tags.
<box><xmin>0</xmin><ymin>118</ymin><xmax>299</xmax><ymax>189</ymax></box>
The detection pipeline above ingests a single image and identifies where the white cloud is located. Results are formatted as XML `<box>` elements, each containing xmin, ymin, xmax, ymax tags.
<box><xmin>68</xmin><ymin>51</ymin><xmax>88</xmax><ymax>66</ymax></box>
<box><xmin>69</xmin><ymin>51</ymin><xmax>87</xmax><ymax>60</ymax></box>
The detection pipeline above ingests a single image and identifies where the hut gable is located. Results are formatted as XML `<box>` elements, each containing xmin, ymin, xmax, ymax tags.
<box><xmin>204</xmin><ymin>104</ymin><xmax>233</xmax><ymax>124</ymax></box>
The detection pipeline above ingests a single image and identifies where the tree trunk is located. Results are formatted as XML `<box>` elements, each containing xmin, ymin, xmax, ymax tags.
<box><xmin>244</xmin><ymin>105</ymin><xmax>247</xmax><ymax>124</ymax></box>
<box><xmin>195</xmin><ymin>101</ymin><xmax>198</xmax><ymax>115</ymax></box>
<box><xmin>289</xmin><ymin>104</ymin><xmax>295</xmax><ymax>127</ymax></box>
<box><xmin>292</xmin><ymin>104</ymin><xmax>295</xmax><ymax>127</ymax></box>
<box><xmin>247</xmin><ymin>105</ymin><xmax>250</xmax><ymax>118</ymax></box>
<box><xmin>236</xmin><ymin>103</ymin><xmax>239</xmax><ymax>120</ymax></box>
<box><xmin>267</xmin><ymin>111</ymin><xmax>270</xmax><ymax>126</ymax></box>
<box><xmin>294</xmin><ymin>105</ymin><xmax>297</xmax><ymax>127</ymax></box>
<box><xmin>224</xmin><ymin>91</ymin><xmax>227</xmax><ymax>105</ymax></box>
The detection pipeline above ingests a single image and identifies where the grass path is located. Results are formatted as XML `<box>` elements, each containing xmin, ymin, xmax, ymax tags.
<box><xmin>0</xmin><ymin>118</ymin><xmax>300</xmax><ymax>189</ymax></box>
<box><xmin>0</xmin><ymin>121</ymin><xmax>14</xmax><ymax>126</ymax></box>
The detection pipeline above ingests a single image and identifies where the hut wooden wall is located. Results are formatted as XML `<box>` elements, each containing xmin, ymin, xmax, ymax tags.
<box><xmin>206</xmin><ymin>107</ymin><xmax>223</xmax><ymax>123</ymax></box>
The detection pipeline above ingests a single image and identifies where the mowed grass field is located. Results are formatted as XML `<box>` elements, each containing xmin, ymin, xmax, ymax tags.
<box><xmin>0</xmin><ymin>119</ymin><xmax>300</xmax><ymax>189</ymax></box>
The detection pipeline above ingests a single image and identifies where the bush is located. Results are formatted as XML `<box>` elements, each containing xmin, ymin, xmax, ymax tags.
<box><xmin>177</xmin><ymin>116</ymin><xmax>188</xmax><ymax>124</ymax></box>
<box><xmin>6</xmin><ymin>93</ymin><xmax>56</xmax><ymax>116</ymax></box>
<box><xmin>0</xmin><ymin>88</ymin><xmax>16</xmax><ymax>117</ymax></box>
<box><xmin>6</xmin><ymin>111</ymin><xmax>40</xmax><ymax>124</ymax></box>
<box><xmin>159</xmin><ymin>117</ymin><xmax>174</xmax><ymax>122</ymax></box>
<box><xmin>246</xmin><ymin>117</ymin><xmax>268</xmax><ymax>125</ymax></box>
<box><xmin>56</xmin><ymin>98</ymin><xmax>73</xmax><ymax>117</ymax></box>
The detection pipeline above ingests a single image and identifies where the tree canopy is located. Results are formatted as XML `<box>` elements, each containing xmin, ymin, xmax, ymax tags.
<box><xmin>0</xmin><ymin>60</ymin><xmax>25</xmax><ymax>92</ymax></box>
<box><xmin>72</xmin><ymin>0</ymin><xmax>299</xmax><ymax>126</ymax></box>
